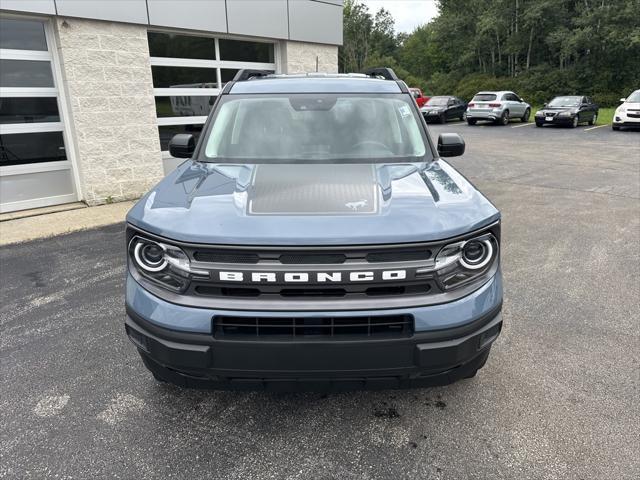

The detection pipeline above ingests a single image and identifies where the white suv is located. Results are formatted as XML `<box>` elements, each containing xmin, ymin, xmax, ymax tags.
<box><xmin>466</xmin><ymin>91</ymin><xmax>531</xmax><ymax>126</ymax></box>
<box><xmin>613</xmin><ymin>90</ymin><xmax>640</xmax><ymax>130</ymax></box>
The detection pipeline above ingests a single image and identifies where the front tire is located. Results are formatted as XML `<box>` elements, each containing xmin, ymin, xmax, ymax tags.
<box><xmin>612</xmin><ymin>125</ymin><xmax>620</xmax><ymax>131</ymax></box>
<box><xmin>588</xmin><ymin>113</ymin><xmax>597</xmax><ymax>126</ymax></box>
<box><xmin>521</xmin><ymin>108</ymin><xmax>531</xmax><ymax>122</ymax></box>
<box><xmin>467</xmin><ymin>119</ymin><xmax>477</xmax><ymax>126</ymax></box>
<box><xmin>439</xmin><ymin>113</ymin><xmax>446</xmax><ymax>124</ymax></box>
<box><xmin>498</xmin><ymin>110</ymin><xmax>509</xmax><ymax>125</ymax></box>
<box><xmin>571</xmin><ymin>116</ymin><xmax>579</xmax><ymax>128</ymax></box>
<box><xmin>535</xmin><ymin>121</ymin><xmax>543</xmax><ymax>127</ymax></box>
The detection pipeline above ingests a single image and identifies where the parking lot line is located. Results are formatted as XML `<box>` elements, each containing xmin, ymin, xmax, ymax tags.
<box><xmin>511</xmin><ymin>122</ymin><xmax>534</xmax><ymax>128</ymax></box>
<box><xmin>584</xmin><ymin>124</ymin><xmax>609</xmax><ymax>131</ymax></box>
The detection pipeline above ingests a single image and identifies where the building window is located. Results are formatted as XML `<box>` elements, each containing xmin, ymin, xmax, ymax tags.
<box><xmin>0</xmin><ymin>18</ymin><xmax>66</xmax><ymax>168</ymax></box>
<box><xmin>148</xmin><ymin>31</ymin><xmax>276</xmax><ymax>156</ymax></box>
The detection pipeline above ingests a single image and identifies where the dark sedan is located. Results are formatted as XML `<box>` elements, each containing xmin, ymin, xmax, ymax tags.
<box><xmin>420</xmin><ymin>96</ymin><xmax>467</xmax><ymax>123</ymax></box>
<box><xmin>535</xmin><ymin>96</ymin><xmax>599</xmax><ymax>128</ymax></box>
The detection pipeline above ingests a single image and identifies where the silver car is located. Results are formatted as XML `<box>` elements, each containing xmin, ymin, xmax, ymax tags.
<box><xmin>466</xmin><ymin>91</ymin><xmax>531</xmax><ymax>126</ymax></box>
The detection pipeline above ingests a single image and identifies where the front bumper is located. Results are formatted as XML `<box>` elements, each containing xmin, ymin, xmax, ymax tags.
<box><xmin>536</xmin><ymin>114</ymin><xmax>575</xmax><ymax>125</ymax></box>
<box><xmin>613</xmin><ymin>114</ymin><xmax>640</xmax><ymax>127</ymax></box>
<box><xmin>126</xmin><ymin>307</ymin><xmax>501</xmax><ymax>390</ymax></box>
<box><xmin>125</xmin><ymin>272</ymin><xmax>503</xmax><ymax>390</ymax></box>
<box><xmin>421</xmin><ymin>111</ymin><xmax>444</xmax><ymax>120</ymax></box>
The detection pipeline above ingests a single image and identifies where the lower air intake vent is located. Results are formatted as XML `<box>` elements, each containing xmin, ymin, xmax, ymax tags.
<box><xmin>215</xmin><ymin>315</ymin><xmax>413</xmax><ymax>340</ymax></box>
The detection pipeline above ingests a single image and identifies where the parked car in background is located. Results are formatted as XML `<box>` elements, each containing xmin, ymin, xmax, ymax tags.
<box><xmin>535</xmin><ymin>96</ymin><xmax>598</xmax><ymax>128</ymax></box>
<box><xmin>466</xmin><ymin>91</ymin><xmax>531</xmax><ymax>125</ymax></box>
<box><xmin>420</xmin><ymin>96</ymin><xmax>467</xmax><ymax>123</ymax></box>
<box><xmin>410</xmin><ymin>87</ymin><xmax>429</xmax><ymax>107</ymax></box>
<box><xmin>612</xmin><ymin>89</ymin><xmax>640</xmax><ymax>130</ymax></box>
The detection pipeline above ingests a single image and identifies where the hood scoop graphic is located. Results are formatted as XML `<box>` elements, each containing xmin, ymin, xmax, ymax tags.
<box><xmin>248</xmin><ymin>164</ymin><xmax>378</xmax><ymax>215</ymax></box>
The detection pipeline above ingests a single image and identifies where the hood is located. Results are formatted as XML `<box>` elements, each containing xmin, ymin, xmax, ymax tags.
<box><xmin>127</xmin><ymin>160</ymin><xmax>500</xmax><ymax>246</ymax></box>
<box><xmin>620</xmin><ymin>102</ymin><xmax>640</xmax><ymax>110</ymax></box>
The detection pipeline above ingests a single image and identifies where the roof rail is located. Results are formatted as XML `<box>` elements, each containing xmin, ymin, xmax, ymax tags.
<box><xmin>232</xmin><ymin>69</ymin><xmax>275</xmax><ymax>82</ymax></box>
<box><xmin>363</xmin><ymin>67</ymin><xmax>399</xmax><ymax>81</ymax></box>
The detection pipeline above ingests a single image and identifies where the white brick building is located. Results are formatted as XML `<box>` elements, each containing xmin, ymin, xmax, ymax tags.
<box><xmin>0</xmin><ymin>0</ymin><xmax>342</xmax><ymax>212</ymax></box>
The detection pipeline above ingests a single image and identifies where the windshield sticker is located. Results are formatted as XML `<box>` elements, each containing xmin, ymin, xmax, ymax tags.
<box><xmin>399</xmin><ymin>105</ymin><xmax>411</xmax><ymax>118</ymax></box>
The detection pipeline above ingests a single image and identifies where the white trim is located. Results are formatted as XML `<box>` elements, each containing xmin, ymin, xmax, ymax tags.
<box><xmin>218</xmin><ymin>60</ymin><xmax>276</xmax><ymax>70</ymax></box>
<box><xmin>0</xmin><ymin>193</ymin><xmax>78</xmax><ymax>214</ymax></box>
<box><xmin>0</xmin><ymin>48</ymin><xmax>51</xmax><ymax>61</ymax></box>
<box><xmin>0</xmin><ymin>160</ymin><xmax>72</xmax><ymax>177</ymax></box>
<box><xmin>45</xmin><ymin>19</ymin><xmax>83</xmax><ymax>203</ymax></box>
<box><xmin>0</xmin><ymin>87</ymin><xmax>58</xmax><ymax>97</ymax></box>
<box><xmin>150</xmin><ymin>56</ymin><xmax>275</xmax><ymax>70</ymax></box>
<box><xmin>157</xmin><ymin>116</ymin><xmax>207</xmax><ymax>126</ymax></box>
<box><xmin>274</xmin><ymin>41</ymin><xmax>283</xmax><ymax>74</ymax></box>
<box><xmin>150</xmin><ymin>57</ymin><xmax>218</xmax><ymax>68</ymax></box>
<box><xmin>153</xmin><ymin>87</ymin><xmax>220</xmax><ymax>96</ymax></box>
<box><xmin>215</xmin><ymin>38</ymin><xmax>223</xmax><ymax>88</ymax></box>
<box><xmin>0</xmin><ymin>122</ymin><xmax>63</xmax><ymax>134</ymax></box>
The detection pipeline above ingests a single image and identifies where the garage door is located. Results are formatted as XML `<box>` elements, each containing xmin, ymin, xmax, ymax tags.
<box><xmin>0</xmin><ymin>16</ymin><xmax>78</xmax><ymax>213</ymax></box>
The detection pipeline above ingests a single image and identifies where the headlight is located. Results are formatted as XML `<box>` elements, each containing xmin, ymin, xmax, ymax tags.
<box><xmin>128</xmin><ymin>235</ymin><xmax>206</xmax><ymax>292</ymax></box>
<box><xmin>535</xmin><ymin>110</ymin><xmax>543</xmax><ymax>116</ymax></box>
<box><xmin>434</xmin><ymin>233</ymin><xmax>499</xmax><ymax>290</ymax></box>
<box><xmin>617</xmin><ymin>107</ymin><xmax>626</xmax><ymax>114</ymax></box>
<box><xmin>558</xmin><ymin>111</ymin><xmax>573</xmax><ymax>117</ymax></box>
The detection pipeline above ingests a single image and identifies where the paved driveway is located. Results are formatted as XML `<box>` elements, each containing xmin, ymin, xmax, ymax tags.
<box><xmin>1</xmin><ymin>125</ymin><xmax>639</xmax><ymax>479</ymax></box>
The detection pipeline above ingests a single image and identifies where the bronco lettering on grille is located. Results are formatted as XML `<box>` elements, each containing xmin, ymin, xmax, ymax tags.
<box><xmin>217</xmin><ymin>270</ymin><xmax>407</xmax><ymax>283</ymax></box>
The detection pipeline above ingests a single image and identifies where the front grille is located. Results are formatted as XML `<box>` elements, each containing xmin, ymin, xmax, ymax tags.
<box><xmin>214</xmin><ymin>314</ymin><xmax>413</xmax><ymax>339</ymax></box>
<box><xmin>184</xmin><ymin>241</ymin><xmax>441</xmax><ymax>301</ymax></box>
<box><xmin>191</xmin><ymin>247</ymin><xmax>431</xmax><ymax>265</ymax></box>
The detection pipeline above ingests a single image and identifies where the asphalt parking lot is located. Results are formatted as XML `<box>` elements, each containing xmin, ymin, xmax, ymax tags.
<box><xmin>1</xmin><ymin>124</ymin><xmax>639</xmax><ymax>479</ymax></box>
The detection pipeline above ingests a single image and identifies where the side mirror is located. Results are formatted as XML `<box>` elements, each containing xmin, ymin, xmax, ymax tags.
<box><xmin>437</xmin><ymin>133</ymin><xmax>465</xmax><ymax>158</ymax></box>
<box><xmin>168</xmin><ymin>134</ymin><xmax>195</xmax><ymax>158</ymax></box>
<box><xmin>543</xmin><ymin>103</ymin><xmax>547</xmax><ymax>107</ymax></box>
<box><xmin>620</xmin><ymin>98</ymin><xmax>626</xmax><ymax>102</ymax></box>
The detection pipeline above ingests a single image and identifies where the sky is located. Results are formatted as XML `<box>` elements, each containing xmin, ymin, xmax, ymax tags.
<box><xmin>359</xmin><ymin>0</ymin><xmax>440</xmax><ymax>34</ymax></box>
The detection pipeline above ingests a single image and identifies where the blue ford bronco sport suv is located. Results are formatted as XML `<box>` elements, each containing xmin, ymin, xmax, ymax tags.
<box><xmin>125</xmin><ymin>68</ymin><xmax>503</xmax><ymax>391</ymax></box>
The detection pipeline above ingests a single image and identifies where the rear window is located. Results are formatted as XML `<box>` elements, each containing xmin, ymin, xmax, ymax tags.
<box><xmin>472</xmin><ymin>94</ymin><xmax>497</xmax><ymax>102</ymax></box>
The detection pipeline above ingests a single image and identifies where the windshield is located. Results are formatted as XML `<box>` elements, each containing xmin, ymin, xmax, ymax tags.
<box><xmin>548</xmin><ymin>96</ymin><xmax>581</xmax><ymax>107</ymax></box>
<box><xmin>626</xmin><ymin>90</ymin><xmax>640</xmax><ymax>102</ymax></box>
<box><xmin>201</xmin><ymin>94</ymin><xmax>429</xmax><ymax>163</ymax></box>
<box><xmin>426</xmin><ymin>97</ymin><xmax>449</xmax><ymax>106</ymax></box>
<box><xmin>472</xmin><ymin>94</ymin><xmax>496</xmax><ymax>102</ymax></box>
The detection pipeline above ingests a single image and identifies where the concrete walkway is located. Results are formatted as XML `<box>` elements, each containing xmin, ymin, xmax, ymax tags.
<box><xmin>0</xmin><ymin>201</ymin><xmax>134</xmax><ymax>246</ymax></box>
